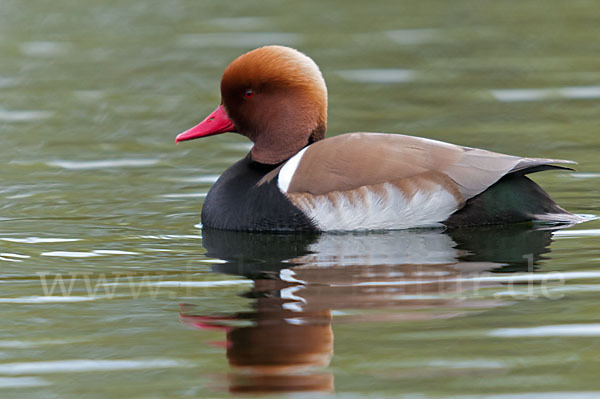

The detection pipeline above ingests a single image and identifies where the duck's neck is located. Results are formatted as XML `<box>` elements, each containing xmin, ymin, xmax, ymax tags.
<box><xmin>248</xmin><ymin>122</ymin><xmax>326</xmax><ymax>165</ymax></box>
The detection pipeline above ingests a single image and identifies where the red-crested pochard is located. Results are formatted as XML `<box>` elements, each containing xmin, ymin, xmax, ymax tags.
<box><xmin>176</xmin><ymin>45</ymin><xmax>578</xmax><ymax>232</ymax></box>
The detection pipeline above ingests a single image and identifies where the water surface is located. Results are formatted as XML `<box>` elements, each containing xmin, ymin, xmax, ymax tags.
<box><xmin>1</xmin><ymin>0</ymin><xmax>600</xmax><ymax>398</ymax></box>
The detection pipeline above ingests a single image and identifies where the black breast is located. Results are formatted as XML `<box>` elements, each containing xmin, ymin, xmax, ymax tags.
<box><xmin>201</xmin><ymin>155</ymin><xmax>317</xmax><ymax>232</ymax></box>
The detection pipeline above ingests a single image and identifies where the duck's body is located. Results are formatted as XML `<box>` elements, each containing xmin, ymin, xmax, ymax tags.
<box><xmin>202</xmin><ymin>133</ymin><xmax>573</xmax><ymax>232</ymax></box>
<box><xmin>177</xmin><ymin>45</ymin><xmax>577</xmax><ymax>232</ymax></box>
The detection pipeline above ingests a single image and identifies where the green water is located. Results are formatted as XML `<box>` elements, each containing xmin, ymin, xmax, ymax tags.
<box><xmin>1</xmin><ymin>0</ymin><xmax>600</xmax><ymax>397</ymax></box>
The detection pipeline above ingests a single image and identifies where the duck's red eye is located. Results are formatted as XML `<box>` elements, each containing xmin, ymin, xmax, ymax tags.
<box><xmin>244</xmin><ymin>89</ymin><xmax>254</xmax><ymax>98</ymax></box>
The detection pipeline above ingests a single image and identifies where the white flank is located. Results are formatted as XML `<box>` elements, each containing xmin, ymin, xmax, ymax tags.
<box><xmin>292</xmin><ymin>183</ymin><xmax>459</xmax><ymax>231</ymax></box>
<box><xmin>277</xmin><ymin>146</ymin><xmax>309</xmax><ymax>192</ymax></box>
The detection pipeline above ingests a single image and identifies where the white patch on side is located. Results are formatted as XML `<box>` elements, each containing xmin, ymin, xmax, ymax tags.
<box><xmin>277</xmin><ymin>146</ymin><xmax>309</xmax><ymax>192</ymax></box>
<box><xmin>291</xmin><ymin>183</ymin><xmax>459</xmax><ymax>231</ymax></box>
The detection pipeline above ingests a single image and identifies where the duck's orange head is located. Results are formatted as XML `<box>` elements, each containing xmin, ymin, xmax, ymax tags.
<box><xmin>176</xmin><ymin>45</ymin><xmax>328</xmax><ymax>165</ymax></box>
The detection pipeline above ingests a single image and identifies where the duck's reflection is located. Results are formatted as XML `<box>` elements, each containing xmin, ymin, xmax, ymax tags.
<box><xmin>181</xmin><ymin>225</ymin><xmax>557</xmax><ymax>393</ymax></box>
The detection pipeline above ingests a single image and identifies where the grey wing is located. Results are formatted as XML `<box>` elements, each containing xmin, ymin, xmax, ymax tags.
<box><xmin>445</xmin><ymin>145</ymin><xmax>575</xmax><ymax>199</ymax></box>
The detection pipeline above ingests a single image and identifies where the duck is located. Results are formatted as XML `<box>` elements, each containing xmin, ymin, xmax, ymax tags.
<box><xmin>176</xmin><ymin>45</ymin><xmax>578</xmax><ymax>232</ymax></box>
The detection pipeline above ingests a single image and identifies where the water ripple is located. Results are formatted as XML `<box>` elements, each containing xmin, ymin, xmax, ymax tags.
<box><xmin>160</xmin><ymin>192</ymin><xmax>207</xmax><ymax>199</ymax></box>
<box><xmin>210</xmin><ymin>17</ymin><xmax>272</xmax><ymax>30</ymax></box>
<box><xmin>492</xmin><ymin>85</ymin><xmax>600</xmax><ymax>102</ymax></box>
<box><xmin>104</xmin><ymin>279</ymin><xmax>250</xmax><ymax>288</ymax></box>
<box><xmin>0</xmin><ymin>253</ymin><xmax>30</xmax><ymax>262</ymax></box>
<box><xmin>0</xmin><ymin>296</ymin><xmax>98</xmax><ymax>303</ymax></box>
<box><xmin>92</xmin><ymin>250</ymin><xmax>138</xmax><ymax>255</ymax></box>
<box><xmin>41</xmin><ymin>251</ymin><xmax>102</xmax><ymax>258</ymax></box>
<box><xmin>178</xmin><ymin>32</ymin><xmax>302</xmax><ymax>48</ymax></box>
<box><xmin>41</xmin><ymin>250</ymin><xmax>138</xmax><ymax>258</ymax></box>
<box><xmin>47</xmin><ymin>159</ymin><xmax>160</xmax><ymax>170</ymax></box>
<box><xmin>452</xmin><ymin>392</ymin><xmax>600</xmax><ymax>399</ymax></box>
<box><xmin>168</xmin><ymin>175</ymin><xmax>219</xmax><ymax>183</ymax></box>
<box><xmin>553</xmin><ymin>229</ymin><xmax>600</xmax><ymax>238</ymax></box>
<box><xmin>0</xmin><ymin>237</ymin><xmax>80</xmax><ymax>244</ymax></box>
<box><xmin>0</xmin><ymin>77</ymin><xmax>20</xmax><ymax>88</ymax></box>
<box><xmin>385</xmin><ymin>29</ymin><xmax>439</xmax><ymax>44</ymax></box>
<box><xmin>0</xmin><ymin>340</ymin><xmax>78</xmax><ymax>349</ymax></box>
<box><xmin>0</xmin><ymin>377</ymin><xmax>50</xmax><ymax>388</ymax></box>
<box><xmin>490</xmin><ymin>324</ymin><xmax>600</xmax><ymax>337</ymax></box>
<box><xmin>0</xmin><ymin>359</ymin><xmax>190</xmax><ymax>375</ymax></box>
<box><xmin>0</xmin><ymin>108</ymin><xmax>53</xmax><ymax>122</ymax></box>
<box><xmin>337</xmin><ymin>69</ymin><xmax>416</xmax><ymax>83</ymax></box>
<box><xmin>138</xmin><ymin>234</ymin><xmax>202</xmax><ymax>240</ymax></box>
<box><xmin>20</xmin><ymin>41</ymin><xmax>70</xmax><ymax>57</ymax></box>
<box><xmin>571</xmin><ymin>173</ymin><xmax>600</xmax><ymax>179</ymax></box>
<box><xmin>327</xmin><ymin>270</ymin><xmax>600</xmax><ymax>287</ymax></box>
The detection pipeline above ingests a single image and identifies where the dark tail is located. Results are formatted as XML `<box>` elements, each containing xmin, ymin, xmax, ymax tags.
<box><xmin>445</xmin><ymin>167</ymin><xmax>578</xmax><ymax>227</ymax></box>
